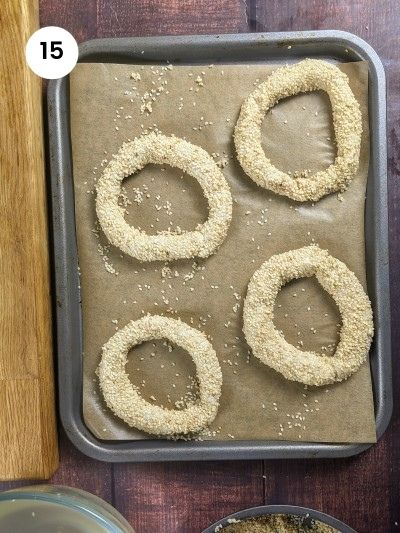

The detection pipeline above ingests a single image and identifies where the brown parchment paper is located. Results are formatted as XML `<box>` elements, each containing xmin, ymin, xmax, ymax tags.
<box><xmin>70</xmin><ymin>60</ymin><xmax>376</xmax><ymax>443</ymax></box>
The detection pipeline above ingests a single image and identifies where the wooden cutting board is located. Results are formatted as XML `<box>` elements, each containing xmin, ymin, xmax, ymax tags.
<box><xmin>0</xmin><ymin>0</ymin><xmax>59</xmax><ymax>479</ymax></box>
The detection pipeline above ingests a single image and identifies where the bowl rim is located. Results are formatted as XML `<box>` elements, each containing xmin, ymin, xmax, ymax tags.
<box><xmin>0</xmin><ymin>485</ymin><xmax>132</xmax><ymax>533</ymax></box>
<box><xmin>202</xmin><ymin>504</ymin><xmax>357</xmax><ymax>533</ymax></box>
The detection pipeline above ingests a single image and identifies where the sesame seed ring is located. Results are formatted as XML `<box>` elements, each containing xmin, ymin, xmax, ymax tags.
<box><xmin>96</xmin><ymin>133</ymin><xmax>232</xmax><ymax>262</ymax></box>
<box><xmin>243</xmin><ymin>245</ymin><xmax>374</xmax><ymax>386</ymax></box>
<box><xmin>98</xmin><ymin>315</ymin><xmax>222</xmax><ymax>436</ymax></box>
<box><xmin>234</xmin><ymin>59</ymin><xmax>362</xmax><ymax>202</ymax></box>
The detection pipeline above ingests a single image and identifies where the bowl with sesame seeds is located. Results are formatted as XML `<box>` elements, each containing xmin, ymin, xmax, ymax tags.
<box><xmin>202</xmin><ymin>505</ymin><xmax>357</xmax><ymax>533</ymax></box>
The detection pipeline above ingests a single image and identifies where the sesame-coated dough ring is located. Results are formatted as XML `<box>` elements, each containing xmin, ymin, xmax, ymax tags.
<box><xmin>96</xmin><ymin>133</ymin><xmax>232</xmax><ymax>262</ymax></box>
<box><xmin>98</xmin><ymin>315</ymin><xmax>222</xmax><ymax>436</ymax></box>
<box><xmin>234</xmin><ymin>59</ymin><xmax>362</xmax><ymax>202</ymax></box>
<box><xmin>243</xmin><ymin>246</ymin><xmax>373</xmax><ymax>386</ymax></box>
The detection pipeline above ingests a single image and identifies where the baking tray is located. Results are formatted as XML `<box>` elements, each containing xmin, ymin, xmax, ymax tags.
<box><xmin>48</xmin><ymin>31</ymin><xmax>392</xmax><ymax>462</ymax></box>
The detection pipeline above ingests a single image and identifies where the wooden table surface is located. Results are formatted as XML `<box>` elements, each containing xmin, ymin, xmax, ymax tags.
<box><xmin>1</xmin><ymin>1</ymin><xmax>398</xmax><ymax>532</ymax></box>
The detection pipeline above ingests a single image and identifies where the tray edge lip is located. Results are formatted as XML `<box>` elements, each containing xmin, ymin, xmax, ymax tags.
<box><xmin>47</xmin><ymin>29</ymin><xmax>392</xmax><ymax>463</ymax></box>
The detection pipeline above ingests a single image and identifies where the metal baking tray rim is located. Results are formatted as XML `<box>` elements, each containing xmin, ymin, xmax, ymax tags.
<box><xmin>48</xmin><ymin>30</ymin><xmax>392</xmax><ymax>462</ymax></box>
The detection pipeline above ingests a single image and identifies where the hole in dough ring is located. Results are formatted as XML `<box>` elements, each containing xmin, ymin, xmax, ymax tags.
<box><xmin>96</xmin><ymin>133</ymin><xmax>232</xmax><ymax>262</ymax></box>
<box><xmin>234</xmin><ymin>59</ymin><xmax>362</xmax><ymax>202</ymax></box>
<box><xmin>243</xmin><ymin>245</ymin><xmax>374</xmax><ymax>386</ymax></box>
<box><xmin>98</xmin><ymin>315</ymin><xmax>222</xmax><ymax>436</ymax></box>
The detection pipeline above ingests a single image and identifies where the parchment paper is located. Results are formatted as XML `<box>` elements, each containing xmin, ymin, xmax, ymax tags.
<box><xmin>70</xmin><ymin>60</ymin><xmax>376</xmax><ymax>443</ymax></box>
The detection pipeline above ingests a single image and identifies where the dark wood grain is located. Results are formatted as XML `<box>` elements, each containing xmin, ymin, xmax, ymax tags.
<box><xmin>113</xmin><ymin>461</ymin><xmax>263</xmax><ymax>532</ymax></box>
<box><xmin>263</xmin><ymin>440</ymin><xmax>392</xmax><ymax>532</ymax></box>
<box><xmin>1</xmin><ymin>1</ymin><xmax>398</xmax><ymax>532</ymax></box>
<box><xmin>97</xmin><ymin>0</ymin><xmax>249</xmax><ymax>37</ymax></box>
<box><xmin>39</xmin><ymin>0</ymin><xmax>98</xmax><ymax>42</ymax></box>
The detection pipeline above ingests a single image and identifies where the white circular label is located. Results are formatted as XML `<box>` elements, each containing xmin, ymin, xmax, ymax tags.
<box><xmin>25</xmin><ymin>26</ymin><xmax>78</xmax><ymax>79</ymax></box>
